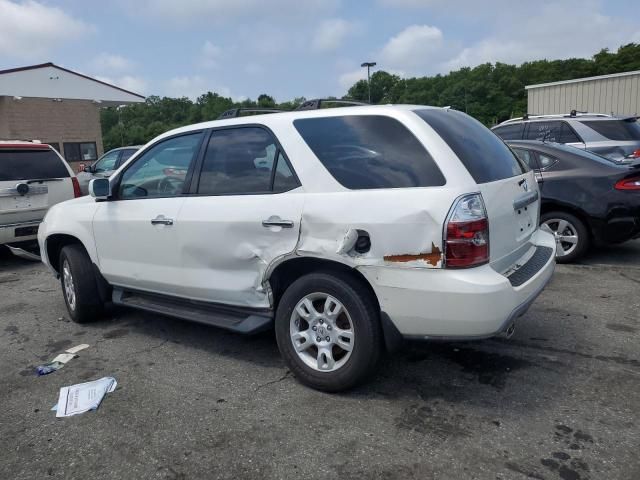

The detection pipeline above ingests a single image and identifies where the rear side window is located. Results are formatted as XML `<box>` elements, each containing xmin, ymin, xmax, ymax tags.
<box><xmin>525</xmin><ymin>121</ymin><xmax>581</xmax><ymax>143</ymax></box>
<box><xmin>197</xmin><ymin>127</ymin><xmax>299</xmax><ymax>195</ymax></box>
<box><xmin>493</xmin><ymin>123</ymin><xmax>524</xmax><ymax>140</ymax></box>
<box><xmin>293</xmin><ymin>115</ymin><xmax>445</xmax><ymax>189</ymax></box>
<box><xmin>415</xmin><ymin>109</ymin><xmax>526</xmax><ymax>184</ymax></box>
<box><xmin>0</xmin><ymin>148</ymin><xmax>69</xmax><ymax>181</ymax></box>
<box><xmin>512</xmin><ymin>148</ymin><xmax>536</xmax><ymax>170</ymax></box>
<box><xmin>580</xmin><ymin>120</ymin><xmax>640</xmax><ymax>141</ymax></box>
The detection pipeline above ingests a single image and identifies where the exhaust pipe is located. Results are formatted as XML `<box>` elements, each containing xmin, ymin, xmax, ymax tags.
<box><xmin>501</xmin><ymin>322</ymin><xmax>516</xmax><ymax>339</ymax></box>
<box><xmin>7</xmin><ymin>245</ymin><xmax>41</xmax><ymax>262</ymax></box>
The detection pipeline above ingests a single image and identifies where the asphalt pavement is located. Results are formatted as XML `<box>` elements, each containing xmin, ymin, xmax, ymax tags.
<box><xmin>1</xmin><ymin>242</ymin><xmax>639</xmax><ymax>480</ymax></box>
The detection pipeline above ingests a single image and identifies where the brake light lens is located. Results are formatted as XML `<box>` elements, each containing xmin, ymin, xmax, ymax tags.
<box><xmin>445</xmin><ymin>193</ymin><xmax>489</xmax><ymax>268</ymax></box>
<box><xmin>627</xmin><ymin>149</ymin><xmax>640</xmax><ymax>159</ymax></box>
<box><xmin>71</xmin><ymin>177</ymin><xmax>82</xmax><ymax>197</ymax></box>
<box><xmin>615</xmin><ymin>176</ymin><xmax>640</xmax><ymax>190</ymax></box>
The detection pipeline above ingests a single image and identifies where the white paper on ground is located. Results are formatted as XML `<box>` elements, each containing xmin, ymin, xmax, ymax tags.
<box><xmin>51</xmin><ymin>353</ymin><xmax>76</xmax><ymax>364</ymax></box>
<box><xmin>65</xmin><ymin>344</ymin><xmax>90</xmax><ymax>354</ymax></box>
<box><xmin>55</xmin><ymin>377</ymin><xmax>117</xmax><ymax>418</ymax></box>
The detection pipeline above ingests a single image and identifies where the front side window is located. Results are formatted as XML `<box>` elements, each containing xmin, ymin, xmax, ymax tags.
<box><xmin>197</xmin><ymin>127</ymin><xmax>298</xmax><ymax>195</ymax></box>
<box><xmin>94</xmin><ymin>150</ymin><xmax>120</xmax><ymax>173</ymax></box>
<box><xmin>118</xmin><ymin>133</ymin><xmax>203</xmax><ymax>199</ymax></box>
<box><xmin>493</xmin><ymin>123</ymin><xmax>524</xmax><ymax>140</ymax></box>
<box><xmin>119</xmin><ymin>148</ymin><xmax>138</xmax><ymax>164</ymax></box>
<box><xmin>416</xmin><ymin>109</ymin><xmax>526</xmax><ymax>184</ymax></box>
<box><xmin>294</xmin><ymin>115</ymin><xmax>445</xmax><ymax>189</ymax></box>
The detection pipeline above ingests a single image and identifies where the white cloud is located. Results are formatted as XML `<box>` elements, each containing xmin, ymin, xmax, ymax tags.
<box><xmin>338</xmin><ymin>69</ymin><xmax>366</xmax><ymax>90</ymax></box>
<box><xmin>312</xmin><ymin>18</ymin><xmax>356</xmax><ymax>52</ymax></box>
<box><xmin>90</xmin><ymin>53</ymin><xmax>135</xmax><ymax>73</ymax></box>
<box><xmin>442</xmin><ymin>4</ymin><xmax>639</xmax><ymax>71</ymax></box>
<box><xmin>379</xmin><ymin>25</ymin><xmax>443</xmax><ymax>73</ymax></box>
<box><xmin>95</xmin><ymin>75</ymin><xmax>148</xmax><ymax>95</ymax></box>
<box><xmin>165</xmin><ymin>75</ymin><xmax>242</xmax><ymax>101</ymax></box>
<box><xmin>199</xmin><ymin>41</ymin><xmax>223</xmax><ymax>69</ymax></box>
<box><xmin>0</xmin><ymin>0</ymin><xmax>92</xmax><ymax>59</ymax></box>
<box><xmin>132</xmin><ymin>0</ymin><xmax>337</xmax><ymax>23</ymax></box>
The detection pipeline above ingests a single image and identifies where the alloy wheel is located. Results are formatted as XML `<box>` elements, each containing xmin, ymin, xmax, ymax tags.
<box><xmin>62</xmin><ymin>259</ymin><xmax>76</xmax><ymax>311</ymax></box>
<box><xmin>289</xmin><ymin>292</ymin><xmax>354</xmax><ymax>372</ymax></box>
<box><xmin>542</xmin><ymin>218</ymin><xmax>579</xmax><ymax>257</ymax></box>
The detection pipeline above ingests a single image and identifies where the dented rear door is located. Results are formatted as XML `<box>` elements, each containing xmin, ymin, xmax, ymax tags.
<box><xmin>175</xmin><ymin>126</ymin><xmax>304</xmax><ymax>308</ymax></box>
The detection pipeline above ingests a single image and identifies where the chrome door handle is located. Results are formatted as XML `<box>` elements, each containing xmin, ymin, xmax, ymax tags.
<box><xmin>151</xmin><ymin>215</ymin><xmax>173</xmax><ymax>226</ymax></box>
<box><xmin>262</xmin><ymin>218</ymin><xmax>294</xmax><ymax>228</ymax></box>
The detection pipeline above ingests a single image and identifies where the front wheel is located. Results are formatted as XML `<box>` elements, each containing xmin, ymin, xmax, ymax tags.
<box><xmin>541</xmin><ymin>211</ymin><xmax>589</xmax><ymax>263</ymax></box>
<box><xmin>59</xmin><ymin>245</ymin><xmax>105</xmax><ymax>323</ymax></box>
<box><xmin>275</xmin><ymin>272</ymin><xmax>382</xmax><ymax>392</ymax></box>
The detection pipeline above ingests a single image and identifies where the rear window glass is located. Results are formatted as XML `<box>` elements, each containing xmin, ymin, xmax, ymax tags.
<box><xmin>293</xmin><ymin>115</ymin><xmax>445</xmax><ymax>189</ymax></box>
<box><xmin>0</xmin><ymin>148</ymin><xmax>69</xmax><ymax>181</ymax></box>
<box><xmin>493</xmin><ymin>123</ymin><xmax>524</xmax><ymax>140</ymax></box>
<box><xmin>580</xmin><ymin>120</ymin><xmax>640</xmax><ymax>141</ymax></box>
<box><xmin>415</xmin><ymin>109</ymin><xmax>527</xmax><ymax>183</ymax></box>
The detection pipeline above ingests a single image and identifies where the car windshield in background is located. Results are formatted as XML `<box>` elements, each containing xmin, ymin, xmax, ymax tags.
<box><xmin>579</xmin><ymin>119</ymin><xmax>640</xmax><ymax>141</ymax></box>
<box><xmin>0</xmin><ymin>149</ymin><xmax>69</xmax><ymax>181</ymax></box>
<box><xmin>415</xmin><ymin>109</ymin><xmax>527</xmax><ymax>183</ymax></box>
<box><xmin>293</xmin><ymin>115</ymin><xmax>446</xmax><ymax>189</ymax></box>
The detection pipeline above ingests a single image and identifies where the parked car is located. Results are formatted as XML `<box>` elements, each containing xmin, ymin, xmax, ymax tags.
<box><xmin>493</xmin><ymin>112</ymin><xmax>640</xmax><ymax>163</ymax></box>
<box><xmin>76</xmin><ymin>146</ymin><xmax>141</xmax><ymax>195</ymax></box>
<box><xmin>507</xmin><ymin>140</ymin><xmax>640</xmax><ymax>262</ymax></box>
<box><xmin>1</xmin><ymin>141</ymin><xmax>80</xmax><ymax>259</ymax></box>
<box><xmin>38</xmin><ymin>104</ymin><xmax>556</xmax><ymax>391</ymax></box>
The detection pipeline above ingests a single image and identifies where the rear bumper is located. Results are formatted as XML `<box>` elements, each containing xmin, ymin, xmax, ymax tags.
<box><xmin>358</xmin><ymin>229</ymin><xmax>556</xmax><ymax>338</ymax></box>
<box><xmin>0</xmin><ymin>220</ymin><xmax>41</xmax><ymax>245</ymax></box>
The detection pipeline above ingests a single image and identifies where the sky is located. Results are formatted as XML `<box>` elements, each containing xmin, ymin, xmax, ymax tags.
<box><xmin>0</xmin><ymin>0</ymin><xmax>638</xmax><ymax>102</ymax></box>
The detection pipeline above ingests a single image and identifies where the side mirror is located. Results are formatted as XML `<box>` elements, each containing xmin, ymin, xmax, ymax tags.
<box><xmin>89</xmin><ymin>178</ymin><xmax>111</xmax><ymax>200</ymax></box>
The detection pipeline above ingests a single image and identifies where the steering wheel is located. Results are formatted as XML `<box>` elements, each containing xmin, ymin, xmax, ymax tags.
<box><xmin>158</xmin><ymin>176</ymin><xmax>183</xmax><ymax>194</ymax></box>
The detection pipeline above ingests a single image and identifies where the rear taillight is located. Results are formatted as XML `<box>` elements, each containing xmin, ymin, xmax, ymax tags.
<box><xmin>615</xmin><ymin>176</ymin><xmax>640</xmax><ymax>190</ymax></box>
<box><xmin>629</xmin><ymin>149</ymin><xmax>640</xmax><ymax>159</ymax></box>
<box><xmin>71</xmin><ymin>177</ymin><xmax>82</xmax><ymax>197</ymax></box>
<box><xmin>444</xmin><ymin>193</ymin><xmax>489</xmax><ymax>268</ymax></box>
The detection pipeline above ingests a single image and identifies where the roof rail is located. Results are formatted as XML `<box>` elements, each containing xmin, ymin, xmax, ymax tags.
<box><xmin>217</xmin><ymin>108</ymin><xmax>282</xmax><ymax>120</ymax></box>
<box><xmin>296</xmin><ymin>98</ymin><xmax>368</xmax><ymax>111</ymax></box>
<box><xmin>498</xmin><ymin>111</ymin><xmax>612</xmax><ymax>125</ymax></box>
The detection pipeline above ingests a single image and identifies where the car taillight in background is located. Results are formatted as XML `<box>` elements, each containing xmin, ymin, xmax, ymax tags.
<box><xmin>626</xmin><ymin>149</ymin><xmax>640</xmax><ymax>159</ymax></box>
<box><xmin>615</xmin><ymin>176</ymin><xmax>640</xmax><ymax>191</ymax></box>
<box><xmin>444</xmin><ymin>193</ymin><xmax>489</xmax><ymax>268</ymax></box>
<box><xmin>71</xmin><ymin>177</ymin><xmax>82</xmax><ymax>197</ymax></box>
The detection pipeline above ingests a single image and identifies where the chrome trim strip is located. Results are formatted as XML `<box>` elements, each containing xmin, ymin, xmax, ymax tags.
<box><xmin>0</xmin><ymin>220</ymin><xmax>41</xmax><ymax>229</ymax></box>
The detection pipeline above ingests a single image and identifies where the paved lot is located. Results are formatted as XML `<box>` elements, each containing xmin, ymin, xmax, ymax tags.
<box><xmin>1</xmin><ymin>243</ymin><xmax>639</xmax><ymax>480</ymax></box>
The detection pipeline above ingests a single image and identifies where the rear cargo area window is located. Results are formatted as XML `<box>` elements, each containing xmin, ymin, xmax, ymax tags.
<box><xmin>293</xmin><ymin>115</ymin><xmax>445</xmax><ymax>189</ymax></box>
<box><xmin>415</xmin><ymin>109</ymin><xmax>526</xmax><ymax>184</ymax></box>
<box><xmin>580</xmin><ymin>120</ymin><xmax>640</xmax><ymax>141</ymax></box>
<box><xmin>0</xmin><ymin>149</ymin><xmax>69</xmax><ymax>181</ymax></box>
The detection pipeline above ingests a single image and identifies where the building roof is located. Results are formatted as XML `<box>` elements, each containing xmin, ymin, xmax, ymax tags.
<box><xmin>525</xmin><ymin>70</ymin><xmax>640</xmax><ymax>90</ymax></box>
<box><xmin>0</xmin><ymin>62</ymin><xmax>145</xmax><ymax>104</ymax></box>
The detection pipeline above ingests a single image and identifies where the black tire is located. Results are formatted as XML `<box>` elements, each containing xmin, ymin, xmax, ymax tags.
<box><xmin>275</xmin><ymin>271</ymin><xmax>382</xmax><ymax>392</ymax></box>
<box><xmin>59</xmin><ymin>245</ymin><xmax>105</xmax><ymax>323</ymax></box>
<box><xmin>541</xmin><ymin>211</ymin><xmax>589</xmax><ymax>263</ymax></box>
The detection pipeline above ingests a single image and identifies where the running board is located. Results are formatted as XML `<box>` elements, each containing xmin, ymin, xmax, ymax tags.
<box><xmin>112</xmin><ymin>288</ymin><xmax>273</xmax><ymax>334</ymax></box>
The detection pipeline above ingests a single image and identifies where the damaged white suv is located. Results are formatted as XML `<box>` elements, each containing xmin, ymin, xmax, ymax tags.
<box><xmin>39</xmin><ymin>104</ymin><xmax>556</xmax><ymax>391</ymax></box>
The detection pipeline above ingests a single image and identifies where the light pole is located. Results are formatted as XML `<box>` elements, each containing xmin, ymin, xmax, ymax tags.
<box><xmin>361</xmin><ymin>61</ymin><xmax>376</xmax><ymax>103</ymax></box>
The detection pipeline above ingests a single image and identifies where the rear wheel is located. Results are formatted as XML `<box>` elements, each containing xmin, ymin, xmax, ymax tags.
<box><xmin>59</xmin><ymin>245</ymin><xmax>105</xmax><ymax>323</ymax></box>
<box><xmin>541</xmin><ymin>211</ymin><xmax>589</xmax><ymax>263</ymax></box>
<box><xmin>275</xmin><ymin>272</ymin><xmax>382</xmax><ymax>392</ymax></box>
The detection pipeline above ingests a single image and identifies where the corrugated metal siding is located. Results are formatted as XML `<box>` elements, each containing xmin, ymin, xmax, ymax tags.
<box><xmin>527</xmin><ymin>72</ymin><xmax>640</xmax><ymax>115</ymax></box>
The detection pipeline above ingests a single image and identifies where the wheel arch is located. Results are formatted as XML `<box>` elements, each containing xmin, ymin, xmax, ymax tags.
<box><xmin>45</xmin><ymin>234</ymin><xmax>88</xmax><ymax>274</ymax></box>
<box><xmin>266</xmin><ymin>256</ymin><xmax>403</xmax><ymax>352</ymax></box>
<box><xmin>540</xmin><ymin>201</ymin><xmax>593</xmax><ymax>240</ymax></box>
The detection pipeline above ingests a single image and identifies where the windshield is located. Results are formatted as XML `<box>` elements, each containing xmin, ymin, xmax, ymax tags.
<box><xmin>0</xmin><ymin>148</ymin><xmax>69</xmax><ymax>181</ymax></box>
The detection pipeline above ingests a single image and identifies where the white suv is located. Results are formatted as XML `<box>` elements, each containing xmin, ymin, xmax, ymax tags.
<box><xmin>1</xmin><ymin>141</ymin><xmax>80</xmax><ymax>259</ymax></box>
<box><xmin>38</xmin><ymin>104</ymin><xmax>556</xmax><ymax>391</ymax></box>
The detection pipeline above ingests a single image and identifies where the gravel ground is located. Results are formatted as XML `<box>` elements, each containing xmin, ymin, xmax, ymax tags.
<box><xmin>0</xmin><ymin>242</ymin><xmax>639</xmax><ymax>480</ymax></box>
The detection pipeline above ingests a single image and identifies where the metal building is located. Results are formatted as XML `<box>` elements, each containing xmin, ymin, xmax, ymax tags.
<box><xmin>526</xmin><ymin>70</ymin><xmax>640</xmax><ymax>116</ymax></box>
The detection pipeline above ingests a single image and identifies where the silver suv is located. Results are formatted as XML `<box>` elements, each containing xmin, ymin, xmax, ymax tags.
<box><xmin>492</xmin><ymin>112</ymin><xmax>640</xmax><ymax>163</ymax></box>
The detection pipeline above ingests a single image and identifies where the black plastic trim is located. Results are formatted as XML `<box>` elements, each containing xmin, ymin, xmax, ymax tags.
<box><xmin>507</xmin><ymin>246</ymin><xmax>554</xmax><ymax>287</ymax></box>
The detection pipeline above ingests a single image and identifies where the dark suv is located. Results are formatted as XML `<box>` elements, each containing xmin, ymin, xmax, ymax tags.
<box><xmin>493</xmin><ymin>112</ymin><xmax>640</xmax><ymax>163</ymax></box>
